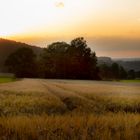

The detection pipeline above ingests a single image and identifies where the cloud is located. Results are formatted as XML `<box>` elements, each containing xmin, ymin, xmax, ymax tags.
<box><xmin>55</xmin><ymin>1</ymin><xmax>64</xmax><ymax>8</ymax></box>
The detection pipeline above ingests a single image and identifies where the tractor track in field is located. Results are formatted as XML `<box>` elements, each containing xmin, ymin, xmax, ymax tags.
<box><xmin>40</xmin><ymin>80</ymin><xmax>96</xmax><ymax>112</ymax></box>
<box><xmin>0</xmin><ymin>78</ymin><xmax>140</xmax><ymax>113</ymax></box>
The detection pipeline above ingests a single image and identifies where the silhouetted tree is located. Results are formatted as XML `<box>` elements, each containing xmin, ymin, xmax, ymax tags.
<box><xmin>0</xmin><ymin>38</ymin><xmax>41</xmax><ymax>73</ymax></box>
<box><xmin>40</xmin><ymin>42</ymin><xmax>70</xmax><ymax>78</ymax></box>
<box><xmin>111</xmin><ymin>63</ymin><xmax>120</xmax><ymax>79</ymax></box>
<box><xmin>135</xmin><ymin>71</ymin><xmax>140</xmax><ymax>78</ymax></box>
<box><xmin>67</xmin><ymin>37</ymin><xmax>99</xmax><ymax>79</ymax></box>
<box><xmin>128</xmin><ymin>69</ymin><xmax>135</xmax><ymax>79</ymax></box>
<box><xmin>99</xmin><ymin>63</ymin><xmax>112</xmax><ymax>80</ymax></box>
<box><xmin>99</xmin><ymin>63</ymin><xmax>127</xmax><ymax>80</ymax></box>
<box><xmin>40</xmin><ymin>37</ymin><xmax>99</xmax><ymax>79</ymax></box>
<box><xmin>5</xmin><ymin>47</ymin><xmax>37</xmax><ymax>77</ymax></box>
<box><xmin>119</xmin><ymin>66</ymin><xmax>127</xmax><ymax>79</ymax></box>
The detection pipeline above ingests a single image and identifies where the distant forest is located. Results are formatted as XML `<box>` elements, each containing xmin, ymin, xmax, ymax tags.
<box><xmin>0</xmin><ymin>38</ymin><xmax>140</xmax><ymax>80</ymax></box>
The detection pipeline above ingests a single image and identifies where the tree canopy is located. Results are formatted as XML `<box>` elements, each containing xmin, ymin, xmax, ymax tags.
<box><xmin>40</xmin><ymin>37</ymin><xmax>100</xmax><ymax>79</ymax></box>
<box><xmin>5</xmin><ymin>37</ymin><xmax>132</xmax><ymax>80</ymax></box>
<box><xmin>5</xmin><ymin>47</ymin><xmax>37</xmax><ymax>78</ymax></box>
<box><xmin>99</xmin><ymin>63</ymin><xmax>128</xmax><ymax>80</ymax></box>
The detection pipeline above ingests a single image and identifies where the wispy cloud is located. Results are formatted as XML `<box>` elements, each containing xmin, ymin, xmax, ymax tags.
<box><xmin>55</xmin><ymin>1</ymin><xmax>64</xmax><ymax>8</ymax></box>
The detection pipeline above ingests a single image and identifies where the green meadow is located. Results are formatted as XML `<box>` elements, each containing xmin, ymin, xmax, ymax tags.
<box><xmin>0</xmin><ymin>77</ymin><xmax>16</xmax><ymax>83</ymax></box>
<box><xmin>121</xmin><ymin>79</ymin><xmax>140</xmax><ymax>83</ymax></box>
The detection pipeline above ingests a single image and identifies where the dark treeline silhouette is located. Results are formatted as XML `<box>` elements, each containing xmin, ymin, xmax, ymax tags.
<box><xmin>99</xmin><ymin>63</ymin><xmax>127</xmax><ymax>80</ymax></box>
<box><xmin>0</xmin><ymin>38</ymin><xmax>42</xmax><ymax>72</ymax></box>
<box><xmin>5</xmin><ymin>37</ymin><xmax>137</xmax><ymax>80</ymax></box>
<box><xmin>5</xmin><ymin>47</ymin><xmax>37</xmax><ymax>78</ymax></box>
<box><xmin>99</xmin><ymin>63</ymin><xmax>140</xmax><ymax>80</ymax></box>
<box><xmin>5</xmin><ymin>37</ymin><xmax>100</xmax><ymax>80</ymax></box>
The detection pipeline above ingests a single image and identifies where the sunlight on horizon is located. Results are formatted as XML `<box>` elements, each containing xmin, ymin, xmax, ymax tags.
<box><xmin>0</xmin><ymin>0</ymin><xmax>140</xmax><ymax>57</ymax></box>
<box><xmin>0</xmin><ymin>0</ymin><xmax>97</xmax><ymax>36</ymax></box>
<box><xmin>0</xmin><ymin>0</ymin><xmax>139</xmax><ymax>38</ymax></box>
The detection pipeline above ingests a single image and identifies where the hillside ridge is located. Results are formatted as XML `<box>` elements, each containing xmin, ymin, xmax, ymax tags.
<box><xmin>0</xmin><ymin>38</ymin><xmax>42</xmax><ymax>72</ymax></box>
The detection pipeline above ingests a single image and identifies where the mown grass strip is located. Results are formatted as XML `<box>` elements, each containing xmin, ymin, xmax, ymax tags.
<box><xmin>121</xmin><ymin>79</ymin><xmax>140</xmax><ymax>83</ymax></box>
<box><xmin>0</xmin><ymin>77</ymin><xmax>16</xmax><ymax>83</ymax></box>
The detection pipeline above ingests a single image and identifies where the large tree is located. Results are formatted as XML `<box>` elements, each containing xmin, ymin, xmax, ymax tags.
<box><xmin>119</xmin><ymin>66</ymin><xmax>127</xmax><ymax>79</ymax></box>
<box><xmin>5</xmin><ymin>47</ymin><xmax>37</xmax><ymax>78</ymax></box>
<box><xmin>99</xmin><ymin>63</ymin><xmax>112</xmax><ymax>80</ymax></box>
<box><xmin>67</xmin><ymin>37</ymin><xmax>98</xmax><ymax>79</ymax></box>
<box><xmin>40</xmin><ymin>37</ymin><xmax>100</xmax><ymax>79</ymax></box>
<box><xmin>40</xmin><ymin>42</ymin><xmax>70</xmax><ymax>78</ymax></box>
<box><xmin>111</xmin><ymin>63</ymin><xmax>120</xmax><ymax>79</ymax></box>
<box><xmin>127</xmin><ymin>69</ymin><xmax>135</xmax><ymax>79</ymax></box>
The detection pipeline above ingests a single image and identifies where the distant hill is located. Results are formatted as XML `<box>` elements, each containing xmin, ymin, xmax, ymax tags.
<box><xmin>98</xmin><ymin>57</ymin><xmax>140</xmax><ymax>71</ymax></box>
<box><xmin>115</xmin><ymin>60</ymin><xmax>140</xmax><ymax>71</ymax></box>
<box><xmin>97</xmin><ymin>57</ymin><xmax>113</xmax><ymax>65</ymax></box>
<box><xmin>0</xmin><ymin>38</ymin><xmax>42</xmax><ymax>72</ymax></box>
<box><xmin>113</xmin><ymin>58</ymin><xmax>140</xmax><ymax>62</ymax></box>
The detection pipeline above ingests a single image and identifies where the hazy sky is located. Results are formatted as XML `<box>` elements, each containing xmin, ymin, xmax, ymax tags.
<box><xmin>0</xmin><ymin>0</ymin><xmax>140</xmax><ymax>58</ymax></box>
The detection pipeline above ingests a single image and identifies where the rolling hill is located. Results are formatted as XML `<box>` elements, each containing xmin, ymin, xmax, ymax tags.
<box><xmin>0</xmin><ymin>38</ymin><xmax>42</xmax><ymax>72</ymax></box>
<box><xmin>98</xmin><ymin>57</ymin><xmax>140</xmax><ymax>71</ymax></box>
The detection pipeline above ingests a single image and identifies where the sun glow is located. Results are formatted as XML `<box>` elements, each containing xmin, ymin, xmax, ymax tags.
<box><xmin>0</xmin><ymin>0</ymin><xmax>110</xmax><ymax>37</ymax></box>
<box><xmin>0</xmin><ymin>0</ymin><xmax>140</xmax><ymax>58</ymax></box>
<box><xmin>0</xmin><ymin>0</ymin><xmax>65</xmax><ymax>36</ymax></box>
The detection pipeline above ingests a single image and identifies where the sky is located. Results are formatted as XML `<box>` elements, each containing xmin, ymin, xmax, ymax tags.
<box><xmin>0</xmin><ymin>0</ymin><xmax>140</xmax><ymax>58</ymax></box>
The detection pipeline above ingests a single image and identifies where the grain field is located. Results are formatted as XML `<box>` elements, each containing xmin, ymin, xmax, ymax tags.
<box><xmin>0</xmin><ymin>79</ymin><xmax>140</xmax><ymax>140</ymax></box>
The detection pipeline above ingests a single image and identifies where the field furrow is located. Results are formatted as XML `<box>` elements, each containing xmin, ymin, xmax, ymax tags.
<box><xmin>0</xmin><ymin>78</ymin><xmax>140</xmax><ymax>139</ymax></box>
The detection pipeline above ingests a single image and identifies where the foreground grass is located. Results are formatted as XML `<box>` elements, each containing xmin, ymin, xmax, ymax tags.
<box><xmin>0</xmin><ymin>91</ymin><xmax>139</xmax><ymax>140</ymax></box>
<box><xmin>0</xmin><ymin>79</ymin><xmax>139</xmax><ymax>139</ymax></box>
<box><xmin>121</xmin><ymin>79</ymin><xmax>140</xmax><ymax>83</ymax></box>
<box><xmin>0</xmin><ymin>90</ymin><xmax>140</xmax><ymax>116</ymax></box>
<box><xmin>0</xmin><ymin>113</ymin><xmax>140</xmax><ymax>140</ymax></box>
<box><xmin>0</xmin><ymin>77</ymin><xmax>16</xmax><ymax>83</ymax></box>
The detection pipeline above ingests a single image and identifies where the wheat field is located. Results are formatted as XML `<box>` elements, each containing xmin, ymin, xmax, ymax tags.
<box><xmin>0</xmin><ymin>79</ymin><xmax>140</xmax><ymax>140</ymax></box>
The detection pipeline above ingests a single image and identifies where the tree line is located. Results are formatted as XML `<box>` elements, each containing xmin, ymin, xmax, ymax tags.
<box><xmin>5</xmin><ymin>37</ymin><xmax>137</xmax><ymax>80</ymax></box>
<box><xmin>99</xmin><ymin>63</ymin><xmax>133</xmax><ymax>80</ymax></box>
<box><xmin>5</xmin><ymin>37</ymin><xmax>99</xmax><ymax>79</ymax></box>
